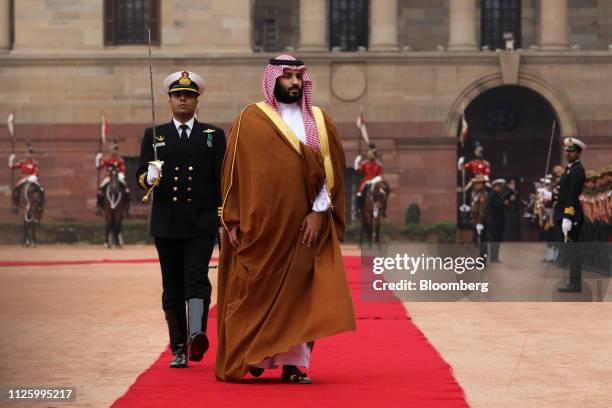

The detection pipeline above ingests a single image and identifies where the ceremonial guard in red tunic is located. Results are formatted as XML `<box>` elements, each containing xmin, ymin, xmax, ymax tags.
<box><xmin>8</xmin><ymin>143</ymin><xmax>44</xmax><ymax>213</ymax></box>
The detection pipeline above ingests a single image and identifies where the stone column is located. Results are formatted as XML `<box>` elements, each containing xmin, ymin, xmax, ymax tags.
<box><xmin>540</xmin><ymin>0</ymin><xmax>568</xmax><ymax>50</ymax></box>
<box><xmin>0</xmin><ymin>0</ymin><xmax>10</xmax><ymax>52</ymax></box>
<box><xmin>298</xmin><ymin>0</ymin><xmax>327</xmax><ymax>51</ymax></box>
<box><xmin>369</xmin><ymin>0</ymin><xmax>399</xmax><ymax>51</ymax></box>
<box><xmin>447</xmin><ymin>0</ymin><xmax>478</xmax><ymax>51</ymax></box>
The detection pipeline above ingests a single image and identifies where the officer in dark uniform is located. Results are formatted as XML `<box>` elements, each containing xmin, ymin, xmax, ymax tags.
<box><xmin>555</xmin><ymin>137</ymin><xmax>586</xmax><ymax>293</ymax></box>
<box><xmin>487</xmin><ymin>178</ymin><xmax>507</xmax><ymax>263</ymax></box>
<box><xmin>137</xmin><ymin>70</ymin><xmax>226</xmax><ymax>367</ymax></box>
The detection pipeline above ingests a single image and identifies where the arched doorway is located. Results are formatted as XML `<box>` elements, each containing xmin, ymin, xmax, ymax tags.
<box><xmin>458</xmin><ymin>85</ymin><xmax>562</xmax><ymax>241</ymax></box>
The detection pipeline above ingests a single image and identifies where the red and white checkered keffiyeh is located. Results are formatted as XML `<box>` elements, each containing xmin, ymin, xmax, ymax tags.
<box><xmin>262</xmin><ymin>54</ymin><xmax>320</xmax><ymax>149</ymax></box>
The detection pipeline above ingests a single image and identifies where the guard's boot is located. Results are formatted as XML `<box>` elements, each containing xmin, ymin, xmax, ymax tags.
<box><xmin>557</xmin><ymin>283</ymin><xmax>581</xmax><ymax>293</ymax></box>
<box><xmin>354</xmin><ymin>193</ymin><xmax>364</xmax><ymax>217</ymax></box>
<box><xmin>164</xmin><ymin>308</ymin><xmax>188</xmax><ymax>368</ymax></box>
<box><xmin>543</xmin><ymin>247</ymin><xmax>555</xmax><ymax>262</ymax></box>
<box><xmin>124</xmin><ymin>190</ymin><xmax>131</xmax><ymax>216</ymax></box>
<box><xmin>558</xmin><ymin>278</ymin><xmax>582</xmax><ymax>293</ymax></box>
<box><xmin>11</xmin><ymin>188</ymin><xmax>20</xmax><ymax>214</ymax></box>
<box><xmin>96</xmin><ymin>190</ymin><xmax>104</xmax><ymax>216</ymax></box>
<box><xmin>552</xmin><ymin>246</ymin><xmax>559</xmax><ymax>262</ymax></box>
<box><xmin>187</xmin><ymin>298</ymin><xmax>210</xmax><ymax>362</ymax></box>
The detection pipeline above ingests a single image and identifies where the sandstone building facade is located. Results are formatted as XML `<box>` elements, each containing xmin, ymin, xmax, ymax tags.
<box><xmin>0</xmin><ymin>0</ymin><xmax>610</xmax><ymax>227</ymax></box>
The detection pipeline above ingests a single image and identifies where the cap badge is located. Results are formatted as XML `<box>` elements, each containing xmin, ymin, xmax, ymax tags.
<box><xmin>178</xmin><ymin>71</ymin><xmax>191</xmax><ymax>86</ymax></box>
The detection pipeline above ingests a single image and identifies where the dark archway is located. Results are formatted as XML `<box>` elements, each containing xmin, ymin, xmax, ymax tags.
<box><xmin>459</xmin><ymin>85</ymin><xmax>561</xmax><ymax>241</ymax></box>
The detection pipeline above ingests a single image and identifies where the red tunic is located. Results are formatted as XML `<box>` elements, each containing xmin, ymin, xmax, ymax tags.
<box><xmin>12</xmin><ymin>160</ymin><xmax>39</xmax><ymax>176</ymax></box>
<box><xmin>99</xmin><ymin>156</ymin><xmax>126</xmax><ymax>174</ymax></box>
<box><xmin>464</xmin><ymin>159</ymin><xmax>491</xmax><ymax>177</ymax></box>
<box><xmin>358</xmin><ymin>159</ymin><xmax>384</xmax><ymax>193</ymax></box>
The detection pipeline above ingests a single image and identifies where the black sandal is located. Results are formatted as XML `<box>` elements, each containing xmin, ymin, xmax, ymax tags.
<box><xmin>249</xmin><ymin>367</ymin><xmax>265</xmax><ymax>377</ymax></box>
<box><xmin>281</xmin><ymin>365</ymin><xmax>312</xmax><ymax>384</ymax></box>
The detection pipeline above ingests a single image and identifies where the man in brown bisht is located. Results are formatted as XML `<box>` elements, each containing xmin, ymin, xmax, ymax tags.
<box><xmin>216</xmin><ymin>55</ymin><xmax>356</xmax><ymax>384</ymax></box>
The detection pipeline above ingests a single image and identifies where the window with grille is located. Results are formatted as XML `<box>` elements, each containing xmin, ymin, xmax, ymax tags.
<box><xmin>481</xmin><ymin>0</ymin><xmax>521</xmax><ymax>50</ymax></box>
<box><xmin>104</xmin><ymin>0</ymin><xmax>160</xmax><ymax>46</ymax></box>
<box><xmin>252</xmin><ymin>1</ymin><xmax>298</xmax><ymax>52</ymax></box>
<box><xmin>262</xmin><ymin>19</ymin><xmax>280</xmax><ymax>51</ymax></box>
<box><xmin>329</xmin><ymin>0</ymin><xmax>369</xmax><ymax>51</ymax></box>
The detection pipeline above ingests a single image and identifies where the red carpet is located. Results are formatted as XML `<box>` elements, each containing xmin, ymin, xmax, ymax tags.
<box><xmin>112</xmin><ymin>256</ymin><xmax>467</xmax><ymax>407</ymax></box>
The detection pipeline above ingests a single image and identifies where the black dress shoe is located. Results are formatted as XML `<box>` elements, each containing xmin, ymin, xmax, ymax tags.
<box><xmin>557</xmin><ymin>285</ymin><xmax>582</xmax><ymax>293</ymax></box>
<box><xmin>188</xmin><ymin>332</ymin><xmax>209</xmax><ymax>362</ymax></box>
<box><xmin>170</xmin><ymin>344</ymin><xmax>187</xmax><ymax>368</ymax></box>
<box><xmin>249</xmin><ymin>367</ymin><xmax>265</xmax><ymax>377</ymax></box>
<box><xmin>281</xmin><ymin>365</ymin><xmax>312</xmax><ymax>384</ymax></box>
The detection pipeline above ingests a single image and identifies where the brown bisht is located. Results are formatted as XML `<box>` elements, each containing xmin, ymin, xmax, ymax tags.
<box><xmin>215</xmin><ymin>103</ymin><xmax>356</xmax><ymax>382</ymax></box>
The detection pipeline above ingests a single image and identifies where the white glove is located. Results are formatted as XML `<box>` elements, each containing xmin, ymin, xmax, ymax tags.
<box><xmin>537</xmin><ymin>188</ymin><xmax>552</xmax><ymax>202</ymax></box>
<box><xmin>118</xmin><ymin>172</ymin><xmax>126</xmax><ymax>182</ymax></box>
<box><xmin>562</xmin><ymin>218</ymin><xmax>572</xmax><ymax>234</ymax></box>
<box><xmin>8</xmin><ymin>153</ymin><xmax>15</xmax><ymax>167</ymax></box>
<box><xmin>95</xmin><ymin>152</ymin><xmax>102</xmax><ymax>167</ymax></box>
<box><xmin>457</xmin><ymin>156</ymin><xmax>465</xmax><ymax>171</ymax></box>
<box><xmin>353</xmin><ymin>155</ymin><xmax>362</xmax><ymax>171</ymax></box>
<box><xmin>146</xmin><ymin>160</ymin><xmax>163</xmax><ymax>185</ymax></box>
<box><xmin>27</xmin><ymin>175</ymin><xmax>38</xmax><ymax>183</ymax></box>
<box><xmin>476</xmin><ymin>224</ymin><xmax>484</xmax><ymax>233</ymax></box>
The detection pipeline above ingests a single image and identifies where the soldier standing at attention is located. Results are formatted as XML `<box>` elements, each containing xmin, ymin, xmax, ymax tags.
<box><xmin>487</xmin><ymin>178</ymin><xmax>507</xmax><ymax>263</ymax></box>
<box><xmin>136</xmin><ymin>70</ymin><xmax>226</xmax><ymax>367</ymax></box>
<box><xmin>555</xmin><ymin>138</ymin><xmax>586</xmax><ymax>293</ymax></box>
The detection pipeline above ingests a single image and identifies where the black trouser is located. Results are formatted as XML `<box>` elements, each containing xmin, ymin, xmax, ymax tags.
<box><xmin>488</xmin><ymin>226</ymin><xmax>504</xmax><ymax>261</ymax></box>
<box><xmin>154</xmin><ymin>235</ymin><xmax>214</xmax><ymax>311</ymax></box>
<box><xmin>557</xmin><ymin>219</ymin><xmax>583</xmax><ymax>288</ymax></box>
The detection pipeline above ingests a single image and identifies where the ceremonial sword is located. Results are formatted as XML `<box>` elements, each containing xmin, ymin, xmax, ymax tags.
<box><xmin>142</xmin><ymin>28</ymin><xmax>159</xmax><ymax>204</ymax></box>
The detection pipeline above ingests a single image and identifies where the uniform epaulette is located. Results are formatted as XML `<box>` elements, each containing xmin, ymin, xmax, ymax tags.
<box><xmin>564</xmin><ymin>206</ymin><xmax>575</xmax><ymax>216</ymax></box>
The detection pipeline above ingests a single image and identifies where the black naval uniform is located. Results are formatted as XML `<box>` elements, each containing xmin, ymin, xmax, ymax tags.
<box><xmin>487</xmin><ymin>189</ymin><xmax>506</xmax><ymax>262</ymax></box>
<box><xmin>554</xmin><ymin>159</ymin><xmax>586</xmax><ymax>291</ymax></box>
<box><xmin>137</xmin><ymin>118</ymin><xmax>226</xmax><ymax>366</ymax></box>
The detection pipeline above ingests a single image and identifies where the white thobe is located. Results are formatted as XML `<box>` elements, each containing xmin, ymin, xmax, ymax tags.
<box><xmin>279</xmin><ymin>102</ymin><xmax>330</xmax><ymax>212</ymax></box>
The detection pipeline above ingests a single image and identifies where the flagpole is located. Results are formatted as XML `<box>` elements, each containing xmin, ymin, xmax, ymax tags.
<box><xmin>357</xmin><ymin>113</ymin><xmax>363</xmax><ymax>156</ymax></box>
<box><xmin>10</xmin><ymin>109</ymin><xmax>15</xmax><ymax>209</ymax></box>
<box><xmin>97</xmin><ymin>112</ymin><xmax>104</xmax><ymax>189</ymax></box>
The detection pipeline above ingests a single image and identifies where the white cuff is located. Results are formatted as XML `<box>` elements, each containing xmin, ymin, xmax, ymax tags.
<box><xmin>146</xmin><ymin>172</ymin><xmax>157</xmax><ymax>186</ymax></box>
<box><xmin>312</xmin><ymin>180</ymin><xmax>331</xmax><ymax>212</ymax></box>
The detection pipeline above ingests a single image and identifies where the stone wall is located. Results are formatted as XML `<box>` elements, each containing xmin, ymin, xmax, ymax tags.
<box><xmin>14</xmin><ymin>0</ymin><xmax>251</xmax><ymax>52</ymax></box>
<box><xmin>1</xmin><ymin>52</ymin><xmax>611</xmax><ymax>225</ymax></box>
<box><xmin>568</xmin><ymin>0</ymin><xmax>612</xmax><ymax>50</ymax></box>
<box><xmin>398</xmin><ymin>0</ymin><xmax>449</xmax><ymax>51</ymax></box>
